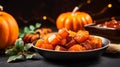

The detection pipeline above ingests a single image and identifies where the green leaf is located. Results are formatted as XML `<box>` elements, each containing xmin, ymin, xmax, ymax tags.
<box><xmin>27</xmin><ymin>30</ymin><xmax>35</xmax><ymax>34</ymax></box>
<box><xmin>15</xmin><ymin>38</ymin><xmax>24</xmax><ymax>51</ymax></box>
<box><xmin>19</xmin><ymin>29</ymin><xmax>25</xmax><ymax>38</ymax></box>
<box><xmin>7</xmin><ymin>55</ymin><xmax>25</xmax><ymax>63</ymax></box>
<box><xmin>18</xmin><ymin>23</ymin><xmax>41</xmax><ymax>38</ymax></box>
<box><xmin>24</xmin><ymin>26</ymin><xmax>29</xmax><ymax>33</ymax></box>
<box><xmin>5</xmin><ymin>48</ymin><xmax>18</xmax><ymax>56</ymax></box>
<box><xmin>29</xmin><ymin>25</ymin><xmax>35</xmax><ymax>31</ymax></box>
<box><xmin>35</xmin><ymin>23</ymin><xmax>41</xmax><ymax>28</ymax></box>
<box><xmin>19</xmin><ymin>33</ymin><xmax>25</xmax><ymax>38</ymax></box>
<box><xmin>24</xmin><ymin>53</ymin><xmax>37</xmax><ymax>59</ymax></box>
<box><xmin>24</xmin><ymin>43</ymin><xmax>33</xmax><ymax>51</ymax></box>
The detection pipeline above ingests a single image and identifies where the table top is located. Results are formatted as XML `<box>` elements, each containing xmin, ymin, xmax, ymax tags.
<box><xmin>0</xmin><ymin>53</ymin><xmax>120</xmax><ymax>67</ymax></box>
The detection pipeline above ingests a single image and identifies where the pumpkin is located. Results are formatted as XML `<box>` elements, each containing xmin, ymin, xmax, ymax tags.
<box><xmin>0</xmin><ymin>6</ymin><xmax>19</xmax><ymax>49</ymax></box>
<box><xmin>56</xmin><ymin>7</ymin><xmax>93</xmax><ymax>31</ymax></box>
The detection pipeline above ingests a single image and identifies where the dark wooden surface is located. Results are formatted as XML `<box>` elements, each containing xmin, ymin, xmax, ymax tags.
<box><xmin>0</xmin><ymin>53</ymin><xmax>120</xmax><ymax>67</ymax></box>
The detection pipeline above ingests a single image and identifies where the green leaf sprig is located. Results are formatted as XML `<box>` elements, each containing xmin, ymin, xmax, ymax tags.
<box><xmin>5</xmin><ymin>38</ymin><xmax>37</xmax><ymax>63</ymax></box>
<box><xmin>19</xmin><ymin>23</ymin><xmax>41</xmax><ymax>38</ymax></box>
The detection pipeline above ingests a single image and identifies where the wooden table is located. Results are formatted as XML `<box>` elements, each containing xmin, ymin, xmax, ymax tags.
<box><xmin>0</xmin><ymin>53</ymin><xmax>120</xmax><ymax>67</ymax></box>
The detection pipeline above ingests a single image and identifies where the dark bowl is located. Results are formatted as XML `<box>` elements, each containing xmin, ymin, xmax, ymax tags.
<box><xmin>85</xmin><ymin>16</ymin><xmax>120</xmax><ymax>42</ymax></box>
<box><xmin>32</xmin><ymin>36</ymin><xmax>110</xmax><ymax>61</ymax></box>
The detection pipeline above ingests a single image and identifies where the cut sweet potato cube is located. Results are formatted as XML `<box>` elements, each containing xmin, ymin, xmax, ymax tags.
<box><xmin>65</xmin><ymin>39</ymin><xmax>77</xmax><ymax>48</ymax></box>
<box><xmin>77</xmin><ymin>30</ymin><xmax>89</xmax><ymax>35</ymax></box>
<box><xmin>66</xmin><ymin>36</ymin><xmax>73</xmax><ymax>42</ymax></box>
<box><xmin>41</xmin><ymin>43</ymin><xmax>54</xmax><ymax>50</ymax></box>
<box><xmin>87</xmin><ymin>36</ymin><xmax>102</xmax><ymax>49</ymax></box>
<box><xmin>48</xmin><ymin>34</ymin><xmax>62</xmax><ymax>47</ymax></box>
<box><xmin>30</xmin><ymin>34</ymin><xmax>39</xmax><ymax>42</ymax></box>
<box><xmin>74</xmin><ymin>30</ymin><xmax>89</xmax><ymax>43</ymax></box>
<box><xmin>58</xmin><ymin>28</ymin><xmax>69</xmax><ymax>38</ymax></box>
<box><xmin>23</xmin><ymin>33</ymin><xmax>33</xmax><ymax>43</ymax></box>
<box><xmin>55</xmin><ymin>45</ymin><xmax>67</xmax><ymax>51</ymax></box>
<box><xmin>82</xmin><ymin>42</ymin><xmax>92</xmax><ymax>50</ymax></box>
<box><xmin>68</xmin><ymin>44</ymin><xmax>85</xmax><ymax>51</ymax></box>
<box><xmin>68</xmin><ymin>30</ymin><xmax>77</xmax><ymax>37</ymax></box>
<box><xmin>35</xmin><ymin>39</ymin><xmax>44</xmax><ymax>48</ymax></box>
<box><xmin>91</xmin><ymin>37</ymin><xmax>102</xmax><ymax>48</ymax></box>
<box><xmin>59</xmin><ymin>38</ymin><xmax>67</xmax><ymax>46</ymax></box>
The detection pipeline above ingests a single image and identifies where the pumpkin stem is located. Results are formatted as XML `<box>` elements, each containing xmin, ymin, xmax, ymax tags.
<box><xmin>0</xmin><ymin>5</ymin><xmax>3</xmax><ymax>11</ymax></box>
<box><xmin>72</xmin><ymin>6</ymin><xmax>79</xmax><ymax>16</ymax></box>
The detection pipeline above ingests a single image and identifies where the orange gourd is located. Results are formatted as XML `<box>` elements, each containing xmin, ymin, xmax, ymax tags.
<box><xmin>56</xmin><ymin>7</ymin><xmax>93</xmax><ymax>32</ymax></box>
<box><xmin>0</xmin><ymin>6</ymin><xmax>19</xmax><ymax>49</ymax></box>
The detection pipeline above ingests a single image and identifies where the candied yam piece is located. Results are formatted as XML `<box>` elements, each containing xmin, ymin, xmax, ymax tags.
<box><xmin>30</xmin><ymin>34</ymin><xmax>39</xmax><ymax>42</ymax></box>
<box><xmin>68</xmin><ymin>30</ymin><xmax>77</xmax><ymax>37</ymax></box>
<box><xmin>35</xmin><ymin>39</ymin><xmax>53</xmax><ymax>50</ymax></box>
<box><xmin>74</xmin><ymin>30</ymin><xmax>89</xmax><ymax>43</ymax></box>
<box><xmin>66</xmin><ymin>36</ymin><xmax>73</xmax><ymax>42</ymax></box>
<box><xmin>87</xmin><ymin>40</ymin><xmax>96</xmax><ymax>49</ymax></box>
<box><xmin>35</xmin><ymin>28</ymin><xmax>52</xmax><ymax>38</ymax></box>
<box><xmin>77</xmin><ymin>30</ymin><xmax>89</xmax><ymax>35</ymax></box>
<box><xmin>58</xmin><ymin>28</ymin><xmax>69</xmax><ymax>38</ymax></box>
<box><xmin>35</xmin><ymin>29</ymin><xmax>42</xmax><ymax>35</ymax></box>
<box><xmin>59</xmin><ymin>38</ymin><xmax>67</xmax><ymax>46</ymax></box>
<box><xmin>43</xmin><ymin>34</ymin><xmax>50</xmax><ymax>44</ymax></box>
<box><xmin>87</xmin><ymin>36</ymin><xmax>102</xmax><ymax>49</ymax></box>
<box><xmin>86</xmin><ymin>36</ymin><xmax>97</xmax><ymax>49</ymax></box>
<box><xmin>92</xmin><ymin>37</ymin><xmax>102</xmax><ymax>48</ymax></box>
<box><xmin>41</xmin><ymin>43</ymin><xmax>54</xmax><ymax>50</ymax></box>
<box><xmin>65</xmin><ymin>39</ymin><xmax>77</xmax><ymax>48</ymax></box>
<box><xmin>74</xmin><ymin>35</ymin><xmax>88</xmax><ymax>43</ymax></box>
<box><xmin>23</xmin><ymin>33</ymin><xmax>29</xmax><ymax>43</ymax></box>
<box><xmin>48</xmin><ymin>34</ymin><xmax>62</xmax><ymax>47</ymax></box>
<box><xmin>35</xmin><ymin>39</ymin><xmax>44</xmax><ymax>48</ymax></box>
<box><xmin>68</xmin><ymin>44</ymin><xmax>85</xmax><ymax>51</ymax></box>
<box><xmin>41</xmin><ymin>28</ymin><xmax>52</xmax><ymax>34</ymax></box>
<box><xmin>23</xmin><ymin>33</ymin><xmax>39</xmax><ymax>43</ymax></box>
<box><xmin>23</xmin><ymin>33</ymin><xmax>33</xmax><ymax>43</ymax></box>
<box><xmin>55</xmin><ymin>45</ymin><xmax>67</xmax><ymax>51</ymax></box>
<box><xmin>82</xmin><ymin>41</ymin><xmax>93</xmax><ymax>50</ymax></box>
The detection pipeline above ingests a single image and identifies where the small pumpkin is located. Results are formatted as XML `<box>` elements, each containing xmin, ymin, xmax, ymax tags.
<box><xmin>56</xmin><ymin>7</ymin><xmax>93</xmax><ymax>31</ymax></box>
<box><xmin>0</xmin><ymin>6</ymin><xmax>19</xmax><ymax>49</ymax></box>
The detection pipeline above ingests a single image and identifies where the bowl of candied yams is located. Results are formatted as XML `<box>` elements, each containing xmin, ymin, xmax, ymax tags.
<box><xmin>85</xmin><ymin>16</ymin><xmax>120</xmax><ymax>41</ymax></box>
<box><xmin>32</xmin><ymin>28</ymin><xmax>110</xmax><ymax>61</ymax></box>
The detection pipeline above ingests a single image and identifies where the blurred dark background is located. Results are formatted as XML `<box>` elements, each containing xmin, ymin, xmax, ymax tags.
<box><xmin>0</xmin><ymin>0</ymin><xmax>120</xmax><ymax>28</ymax></box>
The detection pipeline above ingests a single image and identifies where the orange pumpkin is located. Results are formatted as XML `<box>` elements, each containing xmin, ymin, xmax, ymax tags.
<box><xmin>56</xmin><ymin>10</ymin><xmax>93</xmax><ymax>31</ymax></box>
<box><xmin>0</xmin><ymin>6</ymin><xmax>19</xmax><ymax>49</ymax></box>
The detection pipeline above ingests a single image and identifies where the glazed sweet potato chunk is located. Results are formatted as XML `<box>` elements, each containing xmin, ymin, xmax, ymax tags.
<box><xmin>58</xmin><ymin>28</ymin><xmax>69</xmax><ymax>38</ymax></box>
<box><xmin>48</xmin><ymin>34</ymin><xmax>62</xmax><ymax>47</ymax></box>
<box><xmin>65</xmin><ymin>39</ymin><xmax>77</xmax><ymax>48</ymax></box>
<box><xmin>68</xmin><ymin>44</ymin><xmax>85</xmax><ymax>51</ymax></box>
<box><xmin>40</xmin><ymin>43</ymin><xmax>54</xmax><ymax>50</ymax></box>
<box><xmin>35</xmin><ymin>39</ymin><xmax>44</xmax><ymax>48</ymax></box>
<box><xmin>59</xmin><ymin>38</ymin><xmax>67</xmax><ymax>46</ymax></box>
<box><xmin>55</xmin><ymin>45</ymin><xmax>67</xmax><ymax>51</ymax></box>
<box><xmin>35</xmin><ymin>39</ymin><xmax>53</xmax><ymax>50</ymax></box>
<box><xmin>74</xmin><ymin>30</ymin><xmax>89</xmax><ymax>43</ymax></box>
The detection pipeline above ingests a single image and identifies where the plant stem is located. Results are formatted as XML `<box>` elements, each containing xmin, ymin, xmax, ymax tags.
<box><xmin>0</xmin><ymin>5</ymin><xmax>3</xmax><ymax>11</ymax></box>
<box><xmin>72</xmin><ymin>6</ymin><xmax>79</xmax><ymax>16</ymax></box>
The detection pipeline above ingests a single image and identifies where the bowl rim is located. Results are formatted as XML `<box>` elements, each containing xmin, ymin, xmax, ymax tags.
<box><xmin>85</xmin><ymin>23</ymin><xmax>120</xmax><ymax>30</ymax></box>
<box><xmin>32</xmin><ymin>35</ymin><xmax>110</xmax><ymax>53</ymax></box>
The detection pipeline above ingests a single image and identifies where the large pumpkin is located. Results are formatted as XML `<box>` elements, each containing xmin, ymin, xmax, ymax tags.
<box><xmin>0</xmin><ymin>7</ymin><xmax>19</xmax><ymax>49</ymax></box>
<box><xmin>56</xmin><ymin>11</ymin><xmax>93</xmax><ymax>32</ymax></box>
